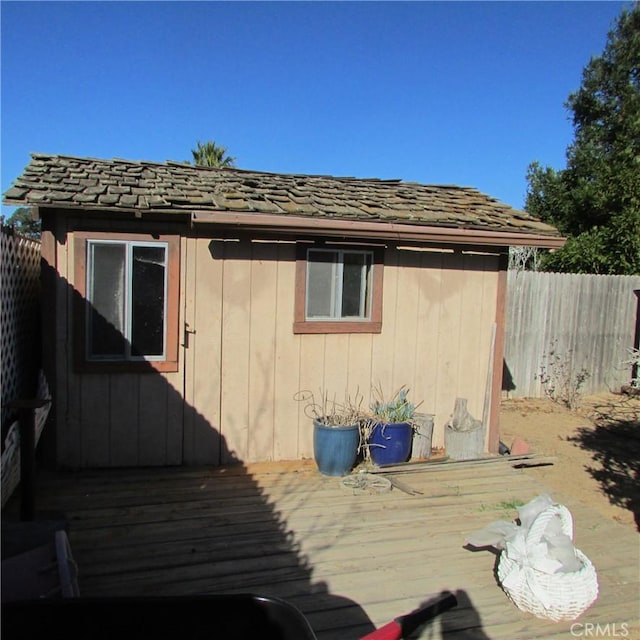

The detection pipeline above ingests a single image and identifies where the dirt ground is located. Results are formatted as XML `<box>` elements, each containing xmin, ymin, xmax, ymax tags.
<box><xmin>499</xmin><ymin>391</ymin><xmax>640</xmax><ymax>532</ymax></box>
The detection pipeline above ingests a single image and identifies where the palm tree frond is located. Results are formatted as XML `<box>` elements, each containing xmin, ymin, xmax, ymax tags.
<box><xmin>191</xmin><ymin>140</ymin><xmax>236</xmax><ymax>168</ymax></box>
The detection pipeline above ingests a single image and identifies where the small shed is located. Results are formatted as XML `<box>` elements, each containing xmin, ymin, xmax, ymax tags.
<box><xmin>4</xmin><ymin>154</ymin><xmax>563</xmax><ymax>469</ymax></box>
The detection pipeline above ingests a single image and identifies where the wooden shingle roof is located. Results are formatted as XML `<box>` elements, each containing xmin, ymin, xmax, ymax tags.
<box><xmin>4</xmin><ymin>153</ymin><xmax>561</xmax><ymax>242</ymax></box>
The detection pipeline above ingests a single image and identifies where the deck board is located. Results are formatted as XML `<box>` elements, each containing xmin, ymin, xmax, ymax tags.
<box><xmin>5</xmin><ymin>458</ymin><xmax>639</xmax><ymax>639</ymax></box>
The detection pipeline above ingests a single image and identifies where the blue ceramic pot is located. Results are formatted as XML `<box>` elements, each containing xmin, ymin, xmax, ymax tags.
<box><xmin>313</xmin><ymin>420</ymin><xmax>360</xmax><ymax>476</ymax></box>
<box><xmin>368</xmin><ymin>422</ymin><xmax>413</xmax><ymax>465</ymax></box>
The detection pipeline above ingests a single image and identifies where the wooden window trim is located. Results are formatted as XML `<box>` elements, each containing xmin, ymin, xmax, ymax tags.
<box><xmin>294</xmin><ymin>243</ymin><xmax>383</xmax><ymax>334</ymax></box>
<box><xmin>73</xmin><ymin>231</ymin><xmax>180</xmax><ymax>373</ymax></box>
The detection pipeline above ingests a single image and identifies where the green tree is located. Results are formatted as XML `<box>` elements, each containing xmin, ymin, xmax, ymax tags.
<box><xmin>525</xmin><ymin>4</ymin><xmax>640</xmax><ymax>274</ymax></box>
<box><xmin>3</xmin><ymin>206</ymin><xmax>41</xmax><ymax>239</ymax></box>
<box><xmin>190</xmin><ymin>140</ymin><xmax>236</xmax><ymax>168</ymax></box>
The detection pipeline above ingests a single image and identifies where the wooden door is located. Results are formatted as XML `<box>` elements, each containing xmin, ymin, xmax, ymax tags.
<box><xmin>181</xmin><ymin>237</ymin><xmax>224</xmax><ymax>465</ymax></box>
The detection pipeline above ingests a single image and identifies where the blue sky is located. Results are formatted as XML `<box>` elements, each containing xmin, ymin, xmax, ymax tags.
<box><xmin>1</xmin><ymin>1</ymin><xmax>626</xmax><ymax>216</ymax></box>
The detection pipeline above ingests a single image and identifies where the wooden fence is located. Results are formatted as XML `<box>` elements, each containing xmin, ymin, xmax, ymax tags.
<box><xmin>504</xmin><ymin>270</ymin><xmax>640</xmax><ymax>398</ymax></box>
<box><xmin>1</xmin><ymin>225</ymin><xmax>41</xmax><ymax>432</ymax></box>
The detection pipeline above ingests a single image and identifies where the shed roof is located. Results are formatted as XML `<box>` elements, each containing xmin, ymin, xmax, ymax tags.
<box><xmin>4</xmin><ymin>153</ymin><xmax>562</xmax><ymax>246</ymax></box>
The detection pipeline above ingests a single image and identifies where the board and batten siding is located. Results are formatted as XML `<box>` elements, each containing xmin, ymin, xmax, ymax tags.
<box><xmin>50</xmin><ymin>225</ymin><xmax>502</xmax><ymax>468</ymax></box>
<box><xmin>46</xmin><ymin>220</ymin><xmax>186</xmax><ymax>469</ymax></box>
<box><xmin>183</xmin><ymin>239</ymin><xmax>501</xmax><ymax>465</ymax></box>
<box><xmin>504</xmin><ymin>270</ymin><xmax>640</xmax><ymax>398</ymax></box>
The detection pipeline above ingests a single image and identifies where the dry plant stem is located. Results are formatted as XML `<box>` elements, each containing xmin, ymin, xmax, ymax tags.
<box><xmin>537</xmin><ymin>341</ymin><xmax>590</xmax><ymax>410</ymax></box>
<box><xmin>294</xmin><ymin>388</ymin><xmax>369</xmax><ymax>426</ymax></box>
<box><xmin>622</xmin><ymin>347</ymin><xmax>640</xmax><ymax>389</ymax></box>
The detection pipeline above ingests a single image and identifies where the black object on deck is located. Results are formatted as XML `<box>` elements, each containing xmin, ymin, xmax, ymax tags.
<box><xmin>2</xmin><ymin>594</ymin><xmax>318</xmax><ymax>640</ymax></box>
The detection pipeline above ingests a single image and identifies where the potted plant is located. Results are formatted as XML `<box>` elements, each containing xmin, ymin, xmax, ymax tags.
<box><xmin>295</xmin><ymin>390</ymin><xmax>365</xmax><ymax>476</ymax></box>
<box><xmin>366</xmin><ymin>386</ymin><xmax>420</xmax><ymax>466</ymax></box>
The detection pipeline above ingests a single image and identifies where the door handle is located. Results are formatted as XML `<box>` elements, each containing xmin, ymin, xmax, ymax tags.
<box><xmin>183</xmin><ymin>323</ymin><xmax>196</xmax><ymax>348</ymax></box>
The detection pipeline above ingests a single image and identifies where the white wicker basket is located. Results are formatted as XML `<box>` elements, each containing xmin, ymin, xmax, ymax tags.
<box><xmin>497</xmin><ymin>504</ymin><xmax>598</xmax><ymax>621</ymax></box>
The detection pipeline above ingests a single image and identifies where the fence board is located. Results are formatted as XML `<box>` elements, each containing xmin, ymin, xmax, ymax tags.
<box><xmin>504</xmin><ymin>271</ymin><xmax>640</xmax><ymax>397</ymax></box>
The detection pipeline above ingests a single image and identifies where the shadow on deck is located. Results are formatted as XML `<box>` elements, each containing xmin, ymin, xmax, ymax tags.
<box><xmin>3</xmin><ymin>455</ymin><xmax>640</xmax><ymax>639</ymax></box>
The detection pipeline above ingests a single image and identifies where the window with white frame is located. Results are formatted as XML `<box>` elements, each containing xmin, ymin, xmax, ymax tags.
<box><xmin>86</xmin><ymin>240</ymin><xmax>168</xmax><ymax>361</ymax></box>
<box><xmin>305</xmin><ymin>248</ymin><xmax>373</xmax><ymax>321</ymax></box>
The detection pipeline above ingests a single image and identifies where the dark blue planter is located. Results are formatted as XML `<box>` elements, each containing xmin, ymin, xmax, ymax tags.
<box><xmin>368</xmin><ymin>422</ymin><xmax>413</xmax><ymax>466</ymax></box>
<box><xmin>313</xmin><ymin>420</ymin><xmax>360</xmax><ymax>476</ymax></box>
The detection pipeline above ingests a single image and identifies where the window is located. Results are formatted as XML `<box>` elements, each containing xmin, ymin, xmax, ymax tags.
<box><xmin>306</xmin><ymin>249</ymin><xmax>372</xmax><ymax>320</ymax></box>
<box><xmin>87</xmin><ymin>240</ymin><xmax>168</xmax><ymax>360</ymax></box>
<box><xmin>294</xmin><ymin>244</ymin><xmax>383</xmax><ymax>334</ymax></box>
<box><xmin>74</xmin><ymin>233</ymin><xmax>179</xmax><ymax>372</ymax></box>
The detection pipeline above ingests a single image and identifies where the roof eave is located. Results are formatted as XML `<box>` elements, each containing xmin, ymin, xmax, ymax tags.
<box><xmin>4</xmin><ymin>200</ymin><xmax>564</xmax><ymax>248</ymax></box>
<box><xmin>191</xmin><ymin>210</ymin><xmax>566</xmax><ymax>249</ymax></box>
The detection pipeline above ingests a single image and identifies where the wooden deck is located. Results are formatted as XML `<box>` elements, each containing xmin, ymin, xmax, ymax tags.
<box><xmin>5</xmin><ymin>457</ymin><xmax>639</xmax><ymax>639</ymax></box>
